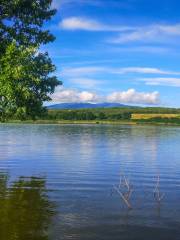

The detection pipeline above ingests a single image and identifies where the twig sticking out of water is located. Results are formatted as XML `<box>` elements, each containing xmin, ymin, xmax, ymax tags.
<box><xmin>153</xmin><ymin>175</ymin><xmax>164</xmax><ymax>204</ymax></box>
<box><xmin>112</xmin><ymin>173</ymin><xmax>133</xmax><ymax>209</ymax></box>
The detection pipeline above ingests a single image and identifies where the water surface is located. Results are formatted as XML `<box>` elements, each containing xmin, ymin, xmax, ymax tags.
<box><xmin>0</xmin><ymin>124</ymin><xmax>180</xmax><ymax>240</ymax></box>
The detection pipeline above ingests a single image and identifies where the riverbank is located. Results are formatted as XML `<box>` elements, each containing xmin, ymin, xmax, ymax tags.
<box><xmin>2</xmin><ymin>119</ymin><xmax>180</xmax><ymax>126</ymax></box>
<box><xmin>2</xmin><ymin>107</ymin><xmax>180</xmax><ymax>126</ymax></box>
<box><xmin>1</xmin><ymin>119</ymin><xmax>136</xmax><ymax>125</ymax></box>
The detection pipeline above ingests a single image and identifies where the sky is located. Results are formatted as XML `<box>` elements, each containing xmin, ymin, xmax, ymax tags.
<box><xmin>44</xmin><ymin>0</ymin><xmax>180</xmax><ymax>107</ymax></box>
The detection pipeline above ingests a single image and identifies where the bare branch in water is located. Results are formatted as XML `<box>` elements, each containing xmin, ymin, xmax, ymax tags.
<box><xmin>112</xmin><ymin>173</ymin><xmax>133</xmax><ymax>209</ymax></box>
<box><xmin>153</xmin><ymin>174</ymin><xmax>164</xmax><ymax>204</ymax></box>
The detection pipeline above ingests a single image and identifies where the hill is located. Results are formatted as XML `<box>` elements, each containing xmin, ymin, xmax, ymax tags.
<box><xmin>47</xmin><ymin>102</ymin><xmax>129</xmax><ymax>109</ymax></box>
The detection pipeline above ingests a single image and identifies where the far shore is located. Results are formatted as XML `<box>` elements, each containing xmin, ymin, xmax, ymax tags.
<box><xmin>1</xmin><ymin>119</ymin><xmax>180</xmax><ymax>127</ymax></box>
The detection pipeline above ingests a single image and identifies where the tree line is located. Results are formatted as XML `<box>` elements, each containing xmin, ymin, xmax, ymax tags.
<box><xmin>47</xmin><ymin>110</ymin><xmax>132</xmax><ymax>121</ymax></box>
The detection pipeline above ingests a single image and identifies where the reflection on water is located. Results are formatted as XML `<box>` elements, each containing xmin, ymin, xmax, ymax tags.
<box><xmin>1</xmin><ymin>124</ymin><xmax>180</xmax><ymax>239</ymax></box>
<box><xmin>0</xmin><ymin>173</ymin><xmax>55</xmax><ymax>240</ymax></box>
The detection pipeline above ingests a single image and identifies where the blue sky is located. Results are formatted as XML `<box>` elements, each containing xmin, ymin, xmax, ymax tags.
<box><xmin>45</xmin><ymin>0</ymin><xmax>180</xmax><ymax>107</ymax></box>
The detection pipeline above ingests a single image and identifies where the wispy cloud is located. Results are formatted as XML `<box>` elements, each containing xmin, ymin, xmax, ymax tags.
<box><xmin>60</xmin><ymin>17</ymin><xmax>134</xmax><ymax>31</ymax></box>
<box><xmin>62</xmin><ymin>66</ymin><xmax>105</xmax><ymax>76</ymax></box>
<box><xmin>59</xmin><ymin>17</ymin><xmax>180</xmax><ymax>45</ymax></box>
<box><xmin>62</xmin><ymin>66</ymin><xmax>179</xmax><ymax>77</ymax></box>
<box><xmin>52</xmin><ymin>87</ymin><xmax>160</xmax><ymax>105</ymax></box>
<box><xmin>113</xmin><ymin>67</ymin><xmax>175</xmax><ymax>75</ymax></box>
<box><xmin>69</xmin><ymin>78</ymin><xmax>101</xmax><ymax>88</ymax></box>
<box><xmin>110</xmin><ymin>24</ymin><xmax>180</xmax><ymax>43</ymax></box>
<box><xmin>110</xmin><ymin>46</ymin><xmax>172</xmax><ymax>54</ymax></box>
<box><xmin>140</xmin><ymin>77</ymin><xmax>180</xmax><ymax>87</ymax></box>
<box><xmin>61</xmin><ymin>66</ymin><xmax>180</xmax><ymax>92</ymax></box>
<box><xmin>52</xmin><ymin>0</ymin><xmax>102</xmax><ymax>9</ymax></box>
<box><xmin>59</xmin><ymin>17</ymin><xmax>180</xmax><ymax>46</ymax></box>
<box><xmin>52</xmin><ymin>0</ymin><xmax>132</xmax><ymax>9</ymax></box>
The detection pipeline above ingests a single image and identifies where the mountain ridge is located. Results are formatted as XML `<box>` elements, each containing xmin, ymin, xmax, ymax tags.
<box><xmin>47</xmin><ymin>102</ymin><xmax>130</xmax><ymax>109</ymax></box>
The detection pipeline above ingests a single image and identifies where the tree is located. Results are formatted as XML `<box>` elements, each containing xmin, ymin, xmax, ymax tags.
<box><xmin>0</xmin><ymin>0</ymin><xmax>61</xmax><ymax>121</ymax></box>
<box><xmin>98</xmin><ymin>112</ymin><xmax>107</xmax><ymax>120</ymax></box>
<box><xmin>0</xmin><ymin>42</ymin><xmax>60</xmax><ymax>121</ymax></box>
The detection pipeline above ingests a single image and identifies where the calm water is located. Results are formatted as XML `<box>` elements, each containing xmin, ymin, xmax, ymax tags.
<box><xmin>0</xmin><ymin>124</ymin><xmax>180</xmax><ymax>240</ymax></box>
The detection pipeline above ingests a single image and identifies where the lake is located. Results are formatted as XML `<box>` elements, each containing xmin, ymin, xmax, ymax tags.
<box><xmin>0</xmin><ymin>124</ymin><xmax>180</xmax><ymax>240</ymax></box>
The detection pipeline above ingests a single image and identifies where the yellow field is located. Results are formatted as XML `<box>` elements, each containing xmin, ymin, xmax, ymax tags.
<box><xmin>131</xmin><ymin>114</ymin><xmax>180</xmax><ymax>120</ymax></box>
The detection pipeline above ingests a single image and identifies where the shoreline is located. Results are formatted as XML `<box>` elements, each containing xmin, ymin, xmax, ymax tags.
<box><xmin>1</xmin><ymin>119</ymin><xmax>180</xmax><ymax>127</ymax></box>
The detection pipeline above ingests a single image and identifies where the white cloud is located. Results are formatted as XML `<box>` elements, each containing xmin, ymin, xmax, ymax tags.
<box><xmin>107</xmin><ymin>89</ymin><xmax>159</xmax><ymax>104</ymax></box>
<box><xmin>113</xmin><ymin>67</ymin><xmax>174</xmax><ymax>74</ymax></box>
<box><xmin>60</xmin><ymin>17</ymin><xmax>133</xmax><ymax>31</ymax></box>
<box><xmin>51</xmin><ymin>87</ymin><xmax>160</xmax><ymax>105</ymax></box>
<box><xmin>60</xmin><ymin>66</ymin><xmax>180</xmax><ymax>92</ymax></box>
<box><xmin>52</xmin><ymin>0</ymin><xmax>101</xmax><ymax>9</ymax></box>
<box><xmin>78</xmin><ymin>91</ymin><xmax>100</xmax><ymax>102</ymax></box>
<box><xmin>52</xmin><ymin>88</ymin><xmax>100</xmax><ymax>103</ymax></box>
<box><xmin>110</xmin><ymin>46</ymin><xmax>171</xmax><ymax>54</ymax></box>
<box><xmin>62</xmin><ymin>66</ymin><xmax>179</xmax><ymax>77</ymax></box>
<box><xmin>69</xmin><ymin>78</ymin><xmax>101</xmax><ymax>88</ymax></box>
<box><xmin>60</xmin><ymin>17</ymin><xmax>103</xmax><ymax>31</ymax></box>
<box><xmin>59</xmin><ymin>17</ymin><xmax>180</xmax><ymax>45</ymax></box>
<box><xmin>158</xmin><ymin>24</ymin><xmax>180</xmax><ymax>35</ymax></box>
<box><xmin>111</xmin><ymin>28</ymin><xmax>157</xmax><ymax>43</ymax></box>
<box><xmin>110</xmin><ymin>24</ymin><xmax>180</xmax><ymax>43</ymax></box>
<box><xmin>140</xmin><ymin>77</ymin><xmax>180</xmax><ymax>87</ymax></box>
<box><xmin>62</xmin><ymin>66</ymin><xmax>105</xmax><ymax>77</ymax></box>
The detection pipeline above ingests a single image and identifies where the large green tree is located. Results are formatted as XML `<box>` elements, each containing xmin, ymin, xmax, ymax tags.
<box><xmin>0</xmin><ymin>0</ymin><xmax>61</xmax><ymax>121</ymax></box>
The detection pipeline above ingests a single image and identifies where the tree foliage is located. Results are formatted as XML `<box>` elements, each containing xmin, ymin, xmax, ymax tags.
<box><xmin>0</xmin><ymin>42</ymin><xmax>60</xmax><ymax>120</ymax></box>
<box><xmin>0</xmin><ymin>0</ymin><xmax>61</xmax><ymax>121</ymax></box>
<box><xmin>47</xmin><ymin>109</ymin><xmax>132</xmax><ymax>121</ymax></box>
<box><xmin>0</xmin><ymin>0</ymin><xmax>56</xmax><ymax>52</ymax></box>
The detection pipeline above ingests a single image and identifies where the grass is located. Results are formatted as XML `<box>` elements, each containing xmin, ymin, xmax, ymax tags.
<box><xmin>2</xmin><ymin>119</ymin><xmax>137</xmax><ymax>125</ymax></box>
<box><xmin>132</xmin><ymin>113</ymin><xmax>180</xmax><ymax>120</ymax></box>
<box><xmin>2</xmin><ymin>119</ymin><xmax>180</xmax><ymax>127</ymax></box>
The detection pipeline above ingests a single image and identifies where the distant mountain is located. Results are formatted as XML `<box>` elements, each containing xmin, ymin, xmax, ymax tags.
<box><xmin>47</xmin><ymin>102</ymin><xmax>130</xmax><ymax>109</ymax></box>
